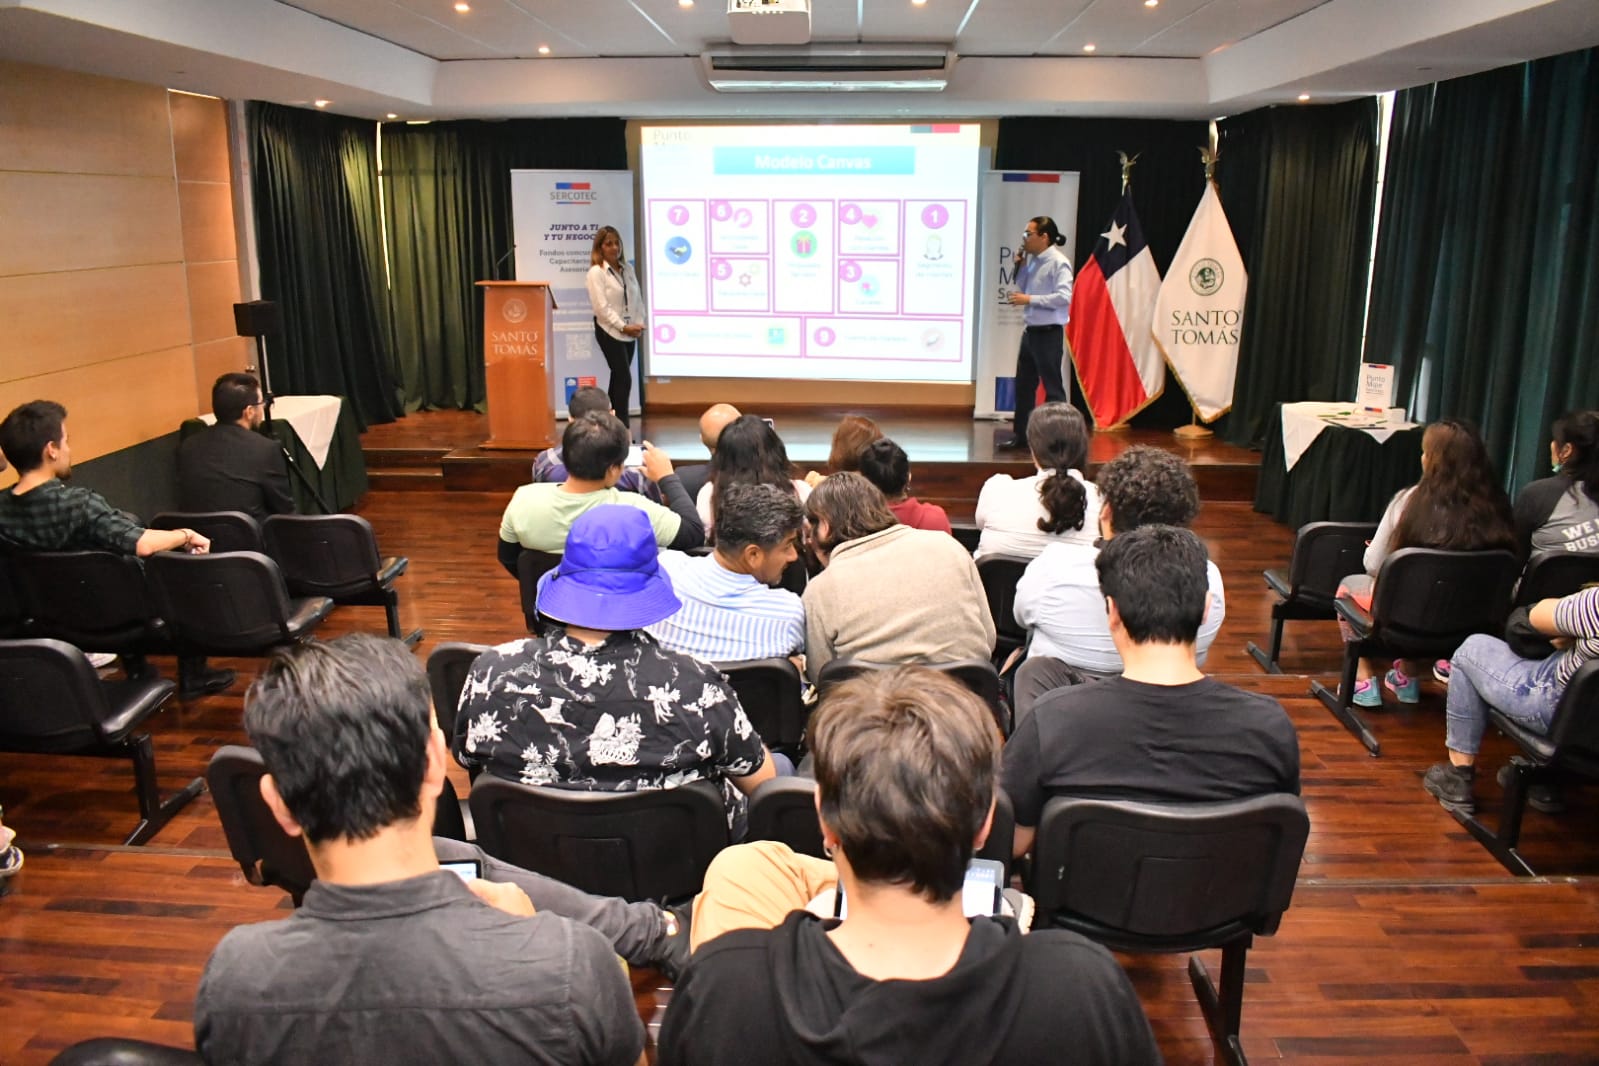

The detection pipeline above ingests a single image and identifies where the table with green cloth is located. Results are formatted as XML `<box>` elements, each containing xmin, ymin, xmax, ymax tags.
<box><xmin>1255</xmin><ymin>401</ymin><xmax>1424</xmax><ymax>528</ymax></box>
<box><xmin>181</xmin><ymin>395</ymin><xmax>368</xmax><ymax>514</ymax></box>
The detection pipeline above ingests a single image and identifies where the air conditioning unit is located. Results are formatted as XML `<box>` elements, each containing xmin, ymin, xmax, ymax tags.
<box><xmin>727</xmin><ymin>0</ymin><xmax>811</xmax><ymax>46</ymax></box>
<box><xmin>700</xmin><ymin>45</ymin><xmax>957</xmax><ymax>93</ymax></box>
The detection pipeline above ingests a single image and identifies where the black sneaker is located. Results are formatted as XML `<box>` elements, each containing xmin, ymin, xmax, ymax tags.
<box><xmin>1496</xmin><ymin>759</ymin><xmax>1565</xmax><ymax>814</ymax></box>
<box><xmin>1422</xmin><ymin>762</ymin><xmax>1476</xmax><ymax>814</ymax></box>
<box><xmin>652</xmin><ymin>898</ymin><xmax>694</xmax><ymax>982</ymax></box>
<box><xmin>181</xmin><ymin>665</ymin><xmax>236</xmax><ymax>699</ymax></box>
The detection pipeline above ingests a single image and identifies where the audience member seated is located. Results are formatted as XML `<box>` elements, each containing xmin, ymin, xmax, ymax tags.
<box><xmin>177</xmin><ymin>372</ymin><xmax>296</xmax><ymax>521</ymax></box>
<box><xmin>1337</xmin><ymin>419</ymin><xmax>1516</xmax><ymax>705</ymax></box>
<box><xmin>1423</xmin><ymin>586</ymin><xmax>1599</xmax><ymax>813</ymax></box>
<box><xmin>974</xmin><ymin>402</ymin><xmax>1100</xmax><ymax>560</ymax></box>
<box><xmin>1012</xmin><ymin>445</ymin><xmax>1223</xmax><ymax>709</ymax></box>
<box><xmin>498</xmin><ymin>410</ymin><xmax>703</xmax><ymax>575</ymax></box>
<box><xmin>648</xmin><ymin>483</ymin><xmax>806</xmax><ymax>664</ymax></box>
<box><xmin>0</xmin><ymin>399</ymin><xmax>233</xmax><ymax>698</ymax></box>
<box><xmin>801</xmin><ymin>472</ymin><xmax>993</xmax><ymax>682</ymax></box>
<box><xmin>695</xmin><ymin>414</ymin><xmax>810</xmax><ymax>538</ymax></box>
<box><xmin>532</xmin><ymin>385</ymin><xmax>662</xmax><ymax>502</ymax></box>
<box><xmin>856</xmin><ymin>437</ymin><xmax>952</xmax><ymax>534</ymax></box>
<box><xmin>803</xmin><ymin>413</ymin><xmax>882</xmax><ymax>488</ymax></box>
<box><xmin>676</xmin><ymin>403</ymin><xmax>741</xmax><ymax>502</ymax></box>
<box><xmin>658</xmin><ymin>666</ymin><xmax>1160</xmax><ymax>1066</ymax></box>
<box><xmin>1004</xmin><ymin>525</ymin><xmax>1301</xmax><ymax>858</ymax></box>
<box><xmin>1514</xmin><ymin>410</ymin><xmax>1599</xmax><ymax>560</ymax></box>
<box><xmin>194</xmin><ymin>633</ymin><xmax>646</xmax><ymax>1065</ymax></box>
<box><xmin>460</xmin><ymin>506</ymin><xmax>778</xmax><ymax>836</ymax></box>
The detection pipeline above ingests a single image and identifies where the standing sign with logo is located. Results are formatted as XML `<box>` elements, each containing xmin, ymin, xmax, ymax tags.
<box><xmin>509</xmin><ymin>170</ymin><xmax>640</xmax><ymax>418</ymax></box>
<box><xmin>975</xmin><ymin>171</ymin><xmax>1079</xmax><ymax>419</ymax></box>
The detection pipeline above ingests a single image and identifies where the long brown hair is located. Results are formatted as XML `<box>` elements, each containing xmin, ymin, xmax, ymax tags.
<box><xmin>589</xmin><ymin>225</ymin><xmax>623</xmax><ymax>268</ymax></box>
<box><xmin>1392</xmin><ymin>419</ymin><xmax>1515</xmax><ymax>552</ymax></box>
<box><xmin>827</xmin><ymin>415</ymin><xmax>883</xmax><ymax>471</ymax></box>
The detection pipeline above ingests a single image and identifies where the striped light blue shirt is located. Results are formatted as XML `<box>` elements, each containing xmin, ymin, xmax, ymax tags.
<box><xmin>647</xmin><ymin>551</ymin><xmax>806</xmax><ymax>664</ymax></box>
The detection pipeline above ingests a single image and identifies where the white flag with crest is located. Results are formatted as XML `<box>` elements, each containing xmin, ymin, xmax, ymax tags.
<box><xmin>1152</xmin><ymin>182</ymin><xmax>1246</xmax><ymax>422</ymax></box>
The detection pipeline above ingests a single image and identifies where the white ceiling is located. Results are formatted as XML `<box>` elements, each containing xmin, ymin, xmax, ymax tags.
<box><xmin>1</xmin><ymin>0</ymin><xmax>1596</xmax><ymax>120</ymax></box>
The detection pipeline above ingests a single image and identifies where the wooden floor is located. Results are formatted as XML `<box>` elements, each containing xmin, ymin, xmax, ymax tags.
<box><xmin>4</xmin><ymin>478</ymin><xmax>1599</xmax><ymax>1062</ymax></box>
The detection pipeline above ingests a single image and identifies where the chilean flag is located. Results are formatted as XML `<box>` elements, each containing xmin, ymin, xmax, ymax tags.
<box><xmin>1067</xmin><ymin>192</ymin><xmax>1164</xmax><ymax>428</ymax></box>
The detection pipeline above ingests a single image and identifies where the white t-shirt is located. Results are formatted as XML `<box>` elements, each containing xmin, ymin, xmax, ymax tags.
<box><xmin>974</xmin><ymin>469</ymin><xmax>1100</xmax><ymax>561</ymax></box>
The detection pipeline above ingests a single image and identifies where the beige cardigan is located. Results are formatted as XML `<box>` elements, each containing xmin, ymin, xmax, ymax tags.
<box><xmin>802</xmin><ymin>525</ymin><xmax>996</xmax><ymax>682</ymax></box>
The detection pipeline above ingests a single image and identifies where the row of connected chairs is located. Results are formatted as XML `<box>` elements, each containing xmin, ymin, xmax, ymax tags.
<box><xmin>153</xmin><ymin>510</ymin><xmax>420</xmax><ymax>646</ymax></box>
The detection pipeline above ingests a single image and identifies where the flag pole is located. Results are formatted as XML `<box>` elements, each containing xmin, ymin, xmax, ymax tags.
<box><xmin>1173</xmin><ymin>144</ymin><xmax>1219</xmax><ymax>441</ymax></box>
<box><xmin>1099</xmin><ymin>150</ymin><xmax>1142</xmax><ymax>435</ymax></box>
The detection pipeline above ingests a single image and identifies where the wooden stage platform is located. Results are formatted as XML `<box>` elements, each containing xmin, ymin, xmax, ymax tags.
<box><xmin>359</xmin><ymin>408</ymin><xmax>1263</xmax><ymax>512</ymax></box>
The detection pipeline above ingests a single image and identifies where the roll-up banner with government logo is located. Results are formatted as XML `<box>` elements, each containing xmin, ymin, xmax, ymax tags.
<box><xmin>510</xmin><ymin>170</ymin><xmax>640</xmax><ymax>419</ymax></box>
<box><xmin>974</xmin><ymin>171</ymin><xmax>1079</xmax><ymax>419</ymax></box>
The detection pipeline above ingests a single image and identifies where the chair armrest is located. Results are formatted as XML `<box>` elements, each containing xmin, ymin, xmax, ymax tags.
<box><xmin>1332</xmin><ymin>594</ymin><xmax>1373</xmax><ymax>638</ymax></box>
<box><xmin>1263</xmin><ymin>568</ymin><xmax>1291</xmax><ymax>599</ymax></box>
<box><xmin>376</xmin><ymin>556</ymin><xmax>408</xmax><ymax>585</ymax></box>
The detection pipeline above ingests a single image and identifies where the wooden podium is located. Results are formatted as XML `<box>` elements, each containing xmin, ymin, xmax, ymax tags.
<box><xmin>477</xmin><ymin>280</ymin><xmax>558</xmax><ymax>450</ymax></box>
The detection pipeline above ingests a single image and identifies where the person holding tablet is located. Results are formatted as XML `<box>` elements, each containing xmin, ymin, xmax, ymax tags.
<box><xmin>586</xmin><ymin>225</ymin><xmax>645</xmax><ymax>429</ymax></box>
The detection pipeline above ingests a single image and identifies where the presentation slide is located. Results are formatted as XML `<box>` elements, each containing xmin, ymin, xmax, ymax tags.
<box><xmin>639</xmin><ymin>124</ymin><xmax>981</xmax><ymax>383</ymax></box>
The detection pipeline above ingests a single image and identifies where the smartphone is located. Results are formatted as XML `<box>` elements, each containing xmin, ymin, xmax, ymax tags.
<box><xmin>440</xmin><ymin>859</ymin><xmax>482</xmax><ymax>883</ymax></box>
<box><xmin>832</xmin><ymin>857</ymin><xmax>1007</xmax><ymax>919</ymax></box>
<box><xmin>625</xmin><ymin>444</ymin><xmax>644</xmax><ymax>468</ymax></box>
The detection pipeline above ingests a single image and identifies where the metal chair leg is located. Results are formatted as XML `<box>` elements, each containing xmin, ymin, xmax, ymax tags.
<box><xmin>125</xmin><ymin>732</ymin><xmax>207</xmax><ymax>846</ymax></box>
<box><xmin>1247</xmin><ymin>615</ymin><xmax>1286</xmax><ymax>674</ymax></box>
<box><xmin>1454</xmin><ymin>762</ymin><xmax>1538</xmax><ymax>876</ymax></box>
<box><xmin>1311</xmin><ymin>645</ymin><xmax>1380</xmax><ymax>756</ymax></box>
<box><xmin>1189</xmin><ymin>938</ymin><xmax>1251</xmax><ymax>1066</ymax></box>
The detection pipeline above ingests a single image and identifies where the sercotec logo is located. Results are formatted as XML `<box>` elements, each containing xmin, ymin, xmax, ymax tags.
<box><xmin>551</xmin><ymin>181</ymin><xmax>597</xmax><ymax>205</ymax></box>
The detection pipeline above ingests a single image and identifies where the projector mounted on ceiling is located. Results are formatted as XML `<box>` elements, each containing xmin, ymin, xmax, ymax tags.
<box><xmin>727</xmin><ymin>0</ymin><xmax>811</xmax><ymax>46</ymax></box>
<box><xmin>701</xmin><ymin>45</ymin><xmax>956</xmax><ymax>93</ymax></box>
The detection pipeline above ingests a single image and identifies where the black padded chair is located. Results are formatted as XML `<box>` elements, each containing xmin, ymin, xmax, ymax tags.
<box><xmin>746</xmin><ymin>776</ymin><xmax>825</xmax><ymax>858</ymax></box>
<box><xmin>48</xmin><ymin>1038</ymin><xmax>202</xmax><ymax>1066</ymax></box>
<box><xmin>145</xmin><ymin>551</ymin><xmax>333</xmax><ymax>657</ymax></box>
<box><xmin>0</xmin><ymin>638</ymin><xmax>202</xmax><ymax>845</ymax></box>
<box><xmin>262</xmin><ymin>514</ymin><xmax>421</xmax><ymax>645</ymax></box>
<box><xmin>206</xmin><ymin>744</ymin><xmax>317</xmax><ymax>904</ymax></box>
<box><xmin>469</xmin><ymin>775</ymin><xmax>728</xmax><ymax>903</ymax></box>
<box><xmin>425</xmin><ymin>641</ymin><xmax>492</xmax><ymax>837</ymax></box>
<box><xmin>717</xmin><ymin>657</ymin><xmax>809</xmax><ymax>754</ymax></box>
<box><xmin>9</xmin><ymin>551</ymin><xmax>170</xmax><ymax>662</ymax></box>
<box><xmin>1310</xmin><ymin>547</ymin><xmax>1521</xmax><ymax>756</ymax></box>
<box><xmin>1028</xmin><ymin>794</ymin><xmax>1309</xmax><ymax>1066</ymax></box>
<box><xmin>951</xmin><ymin>522</ymin><xmax>980</xmax><ymax>554</ymax></box>
<box><xmin>1455</xmin><ymin>660</ymin><xmax>1599</xmax><ymax>876</ymax></box>
<box><xmin>976</xmin><ymin>554</ymin><xmax>1030</xmax><ymax>664</ymax></box>
<box><xmin>150</xmin><ymin>510</ymin><xmax>264</xmax><ymax>554</ymax></box>
<box><xmin>515</xmin><ymin>549</ymin><xmax>564</xmax><ymax>633</ymax></box>
<box><xmin>1246</xmin><ymin>521</ymin><xmax>1376</xmax><ymax>673</ymax></box>
<box><xmin>817</xmin><ymin>658</ymin><xmax>1010</xmax><ymax>736</ymax></box>
<box><xmin>0</xmin><ymin>553</ymin><xmax>26</xmax><ymax>637</ymax></box>
<box><xmin>1515</xmin><ymin>550</ymin><xmax>1599</xmax><ymax>606</ymax></box>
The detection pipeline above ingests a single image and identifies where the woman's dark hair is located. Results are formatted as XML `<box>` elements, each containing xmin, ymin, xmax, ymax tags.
<box><xmin>857</xmin><ymin>438</ymin><xmax>911</xmax><ymax>498</ymax></box>
<box><xmin>811</xmin><ymin>666</ymin><xmax>1000</xmax><ymax>903</ymax></box>
<box><xmin>827</xmin><ymin>414</ymin><xmax>883</xmax><ymax>471</ymax></box>
<box><xmin>1026</xmin><ymin>402</ymin><xmax>1091</xmax><ymax>534</ymax></box>
<box><xmin>1393</xmin><ymin>419</ymin><xmax>1516</xmax><ymax>552</ymax></box>
<box><xmin>1552</xmin><ymin>410</ymin><xmax>1599</xmax><ymax>501</ymax></box>
<box><xmin>709</xmin><ymin>414</ymin><xmax>796</xmax><ymax>525</ymax></box>
<box><xmin>806</xmin><ymin>471</ymin><xmax>897</xmax><ymax>553</ymax></box>
<box><xmin>1030</xmin><ymin>216</ymin><xmax>1066</xmax><ymax>247</ymax></box>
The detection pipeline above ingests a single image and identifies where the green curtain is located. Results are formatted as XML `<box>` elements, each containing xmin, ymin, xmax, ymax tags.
<box><xmin>380</xmin><ymin>118</ymin><xmax>628</xmax><ymax>411</ymax></box>
<box><xmin>249</xmin><ymin>102</ymin><xmax>401</xmax><ymax>429</ymax></box>
<box><xmin>1364</xmin><ymin>46</ymin><xmax>1599</xmax><ymax>493</ymax></box>
<box><xmin>1216</xmin><ymin>99</ymin><xmax>1379</xmax><ymax>448</ymax></box>
<box><xmin>996</xmin><ymin>117</ymin><xmax>1209</xmax><ymax>428</ymax></box>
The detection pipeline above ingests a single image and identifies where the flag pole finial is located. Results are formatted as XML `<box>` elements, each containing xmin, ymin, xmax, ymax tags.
<box><xmin>1117</xmin><ymin>151</ymin><xmax>1139</xmax><ymax>194</ymax></box>
<box><xmin>1199</xmin><ymin>145</ymin><xmax>1218</xmax><ymax>183</ymax></box>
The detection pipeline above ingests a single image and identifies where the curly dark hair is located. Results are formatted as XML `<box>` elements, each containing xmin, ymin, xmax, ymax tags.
<box><xmin>1095</xmin><ymin>445</ymin><xmax>1199</xmax><ymax>533</ymax></box>
<box><xmin>1026</xmin><ymin>402</ymin><xmax>1091</xmax><ymax>535</ymax></box>
<box><xmin>1392</xmin><ymin>419</ymin><xmax>1515</xmax><ymax>552</ymax></box>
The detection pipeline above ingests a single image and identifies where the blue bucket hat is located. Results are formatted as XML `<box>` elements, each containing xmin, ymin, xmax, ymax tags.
<box><xmin>536</xmin><ymin>505</ymin><xmax>680</xmax><ymax>630</ymax></box>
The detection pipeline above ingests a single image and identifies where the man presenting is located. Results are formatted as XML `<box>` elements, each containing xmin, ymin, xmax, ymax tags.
<box><xmin>177</xmin><ymin>373</ymin><xmax>295</xmax><ymax>521</ymax></box>
<box><xmin>1001</xmin><ymin>215</ymin><xmax>1074</xmax><ymax>448</ymax></box>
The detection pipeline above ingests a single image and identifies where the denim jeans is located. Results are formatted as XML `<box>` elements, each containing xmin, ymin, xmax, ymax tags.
<box><xmin>1445</xmin><ymin>634</ymin><xmax>1564</xmax><ymax>756</ymax></box>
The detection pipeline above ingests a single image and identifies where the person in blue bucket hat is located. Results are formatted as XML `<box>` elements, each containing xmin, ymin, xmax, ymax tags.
<box><xmin>455</xmin><ymin>505</ymin><xmax>779</xmax><ymax>838</ymax></box>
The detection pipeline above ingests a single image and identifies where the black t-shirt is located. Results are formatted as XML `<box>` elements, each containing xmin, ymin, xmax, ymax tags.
<box><xmin>1003</xmin><ymin>675</ymin><xmax>1301</xmax><ymax>829</ymax></box>
<box><xmin>658</xmin><ymin>910</ymin><xmax>1160</xmax><ymax>1066</ymax></box>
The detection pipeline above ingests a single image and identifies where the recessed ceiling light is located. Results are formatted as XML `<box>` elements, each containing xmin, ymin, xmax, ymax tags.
<box><xmin>911</xmin><ymin>0</ymin><xmax>928</xmax><ymax>6</ymax></box>
<box><xmin>1297</xmin><ymin>92</ymin><xmax>1310</xmax><ymax>101</ymax></box>
<box><xmin>1082</xmin><ymin>43</ymin><xmax>1096</xmax><ymax>52</ymax></box>
<box><xmin>679</xmin><ymin>0</ymin><xmax>693</xmax><ymax>6</ymax></box>
<box><xmin>406</xmin><ymin>119</ymin><xmax>432</xmax><ymax>125</ymax></box>
<box><xmin>1144</xmin><ymin>0</ymin><xmax>1158</xmax><ymax>7</ymax></box>
<box><xmin>314</xmin><ymin>99</ymin><xmax>330</xmax><ymax>108</ymax></box>
<box><xmin>453</xmin><ymin>1</ymin><xmax>470</xmax><ymax>11</ymax></box>
<box><xmin>538</xmin><ymin>44</ymin><xmax>551</xmax><ymax>55</ymax></box>
<box><xmin>386</xmin><ymin>112</ymin><xmax>399</xmax><ymax>119</ymax></box>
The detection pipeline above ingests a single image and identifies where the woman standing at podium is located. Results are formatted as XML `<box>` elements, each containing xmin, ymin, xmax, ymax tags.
<box><xmin>587</xmin><ymin>225</ymin><xmax>645</xmax><ymax>430</ymax></box>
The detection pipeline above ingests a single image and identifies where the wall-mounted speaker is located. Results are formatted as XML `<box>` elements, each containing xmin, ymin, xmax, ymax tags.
<box><xmin>233</xmin><ymin>300</ymin><xmax>281</xmax><ymax>338</ymax></box>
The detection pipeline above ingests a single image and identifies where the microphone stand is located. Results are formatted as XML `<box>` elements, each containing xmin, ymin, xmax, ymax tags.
<box><xmin>252</xmin><ymin>331</ymin><xmax>333</xmax><ymax>516</ymax></box>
